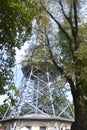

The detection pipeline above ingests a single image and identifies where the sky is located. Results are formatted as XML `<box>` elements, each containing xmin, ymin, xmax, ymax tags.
<box><xmin>14</xmin><ymin>42</ymin><xmax>29</xmax><ymax>87</ymax></box>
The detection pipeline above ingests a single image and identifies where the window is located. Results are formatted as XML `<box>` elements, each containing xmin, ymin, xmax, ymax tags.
<box><xmin>26</xmin><ymin>126</ymin><xmax>32</xmax><ymax>130</ymax></box>
<box><xmin>4</xmin><ymin>126</ymin><xmax>6</xmax><ymax>130</ymax></box>
<box><xmin>40</xmin><ymin>126</ymin><xmax>46</xmax><ymax>130</ymax></box>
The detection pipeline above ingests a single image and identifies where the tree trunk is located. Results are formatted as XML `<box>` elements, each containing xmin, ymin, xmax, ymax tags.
<box><xmin>71</xmin><ymin>85</ymin><xmax>85</xmax><ymax>130</ymax></box>
<box><xmin>75</xmin><ymin>96</ymin><xmax>84</xmax><ymax>130</ymax></box>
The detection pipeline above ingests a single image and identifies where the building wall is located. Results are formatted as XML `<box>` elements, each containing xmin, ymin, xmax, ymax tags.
<box><xmin>1</xmin><ymin>120</ymin><xmax>72</xmax><ymax>130</ymax></box>
<box><xmin>17</xmin><ymin>120</ymin><xmax>71</xmax><ymax>130</ymax></box>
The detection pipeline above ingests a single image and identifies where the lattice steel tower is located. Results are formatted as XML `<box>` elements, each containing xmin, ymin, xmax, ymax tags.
<box><xmin>3</xmin><ymin>62</ymin><xmax>74</xmax><ymax>120</ymax></box>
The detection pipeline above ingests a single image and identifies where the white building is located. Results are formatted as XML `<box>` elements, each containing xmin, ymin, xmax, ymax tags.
<box><xmin>0</xmin><ymin>113</ymin><xmax>74</xmax><ymax>130</ymax></box>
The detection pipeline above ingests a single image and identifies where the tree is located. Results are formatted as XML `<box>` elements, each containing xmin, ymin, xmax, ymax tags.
<box><xmin>22</xmin><ymin>0</ymin><xmax>87</xmax><ymax>130</ymax></box>
<box><xmin>0</xmin><ymin>0</ymin><xmax>36</xmax><ymax>98</ymax></box>
<box><xmin>0</xmin><ymin>103</ymin><xmax>8</xmax><ymax>118</ymax></box>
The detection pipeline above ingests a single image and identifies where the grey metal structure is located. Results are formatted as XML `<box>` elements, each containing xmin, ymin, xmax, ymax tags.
<box><xmin>3</xmin><ymin>63</ymin><xmax>74</xmax><ymax>121</ymax></box>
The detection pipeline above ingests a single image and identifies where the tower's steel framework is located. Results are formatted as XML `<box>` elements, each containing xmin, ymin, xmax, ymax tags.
<box><xmin>3</xmin><ymin>63</ymin><xmax>74</xmax><ymax>120</ymax></box>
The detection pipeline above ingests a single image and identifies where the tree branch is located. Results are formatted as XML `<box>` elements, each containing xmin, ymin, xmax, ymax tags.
<box><xmin>45</xmin><ymin>29</ymin><xmax>76</xmax><ymax>99</ymax></box>
<box><xmin>73</xmin><ymin>0</ymin><xmax>79</xmax><ymax>50</ymax></box>
<box><xmin>58</xmin><ymin>0</ymin><xmax>71</xmax><ymax>24</ymax></box>
<box><xmin>58</xmin><ymin>0</ymin><xmax>76</xmax><ymax>40</ymax></box>
<box><xmin>73</xmin><ymin>0</ymin><xmax>78</xmax><ymax>36</ymax></box>
<box><xmin>44</xmin><ymin>7</ymin><xmax>72</xmax><ymax>42</ymax></box>
<box><xmin>44</xmin><ymin>6</ymin><xmax>76</xmax><ymax>55</ymax></box>
<box><xmin>45</xmin><ymin>29</ymin><xmax>63</xmax><ymax>74</ymax></box>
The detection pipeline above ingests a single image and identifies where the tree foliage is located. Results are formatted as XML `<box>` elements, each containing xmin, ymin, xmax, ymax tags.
<box><xmin>0</xmin><ymin>0</ymin><xmax>36</xmax><ymax>96</ymax></box>
<box><xmin>0</xmin><ymin>103</ymin><xmax>8</xmax><ymax>118</ymax></box>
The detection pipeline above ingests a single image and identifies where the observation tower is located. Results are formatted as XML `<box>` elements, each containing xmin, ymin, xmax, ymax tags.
<box><xmin>3</xmin><ymin>62</ymin><xmax>74</xmax><ymax>120</ymax></box>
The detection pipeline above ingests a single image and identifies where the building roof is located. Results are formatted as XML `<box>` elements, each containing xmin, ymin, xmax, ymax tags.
<box><xmin>0</xmin><ymin>113</ymin><xmax>74</xmax><ymax>123</ymax></box>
